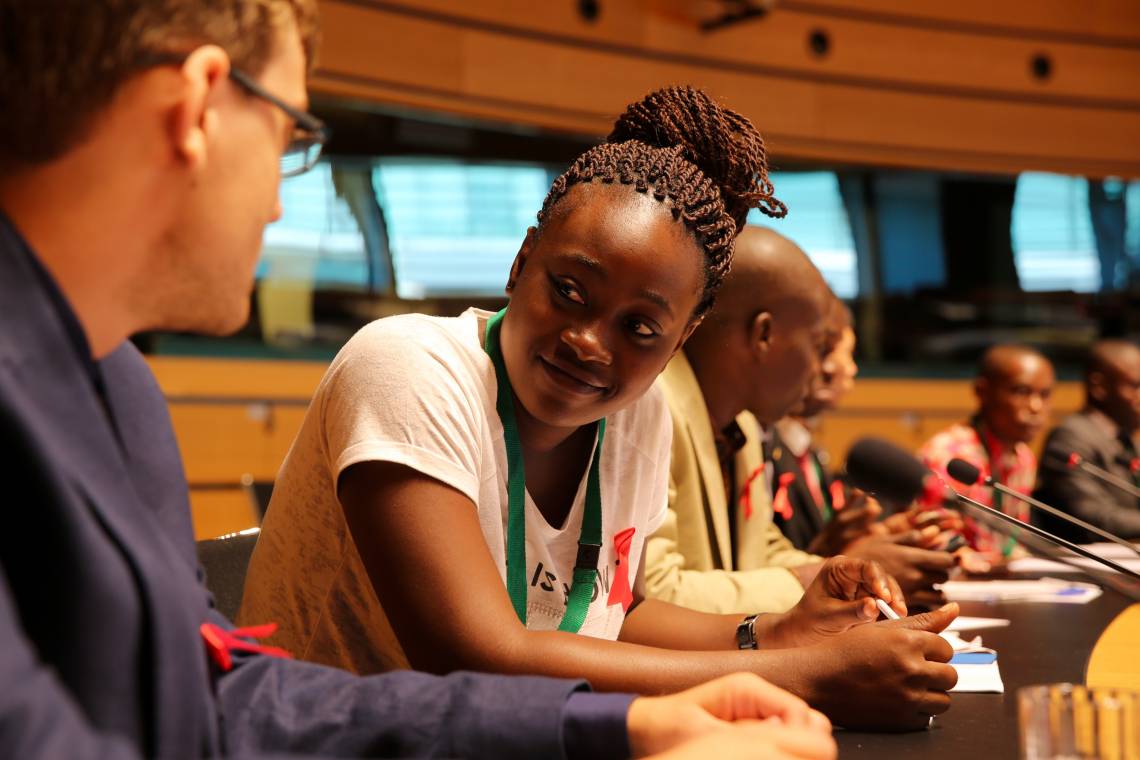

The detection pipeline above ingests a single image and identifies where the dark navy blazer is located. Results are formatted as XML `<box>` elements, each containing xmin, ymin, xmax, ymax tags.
<box><xmin>0</xmin><ymin>214</ymin><xmax>631</xmax><ymax>759</ymax></box>
<box><xmin>767</xmin><ymin>430</ymin><xmax>831</xmax><ymax>553</ymax></box>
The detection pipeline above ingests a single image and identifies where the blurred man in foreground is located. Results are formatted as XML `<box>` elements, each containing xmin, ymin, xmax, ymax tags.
<box><xmin>0</xmin><ymin>1</ymin><xmax>835</xmax><ymax>757</ymax></box>
<box><xmin>1035</xmin><ymin>340</ymin><xmax>1140</xmax><ymax>542</ymax></box>
<box><xmin>920</xmin><ymin>345</ymin><xmax>1055</xmax><ymax>558</ymax></box>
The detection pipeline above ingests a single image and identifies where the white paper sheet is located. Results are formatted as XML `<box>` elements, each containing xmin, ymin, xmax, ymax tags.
<box><xmin>1082</xmin><ymin>542</ymin><xmax>1140</xmax><ymax>559</ymax></box>
<box><xmin>940</xmin><ymin>631</ymin><xmax>1005</xmax><ymax>692</ymax></box>
<box><xmin>950</xmin><ymin>660</ymin><xmax>1005</xmax><ymax>693</ymax></box>
<box><xmin>938</xmin><ymin>578</ymin><xmax>1102</xmax><ymax>604</ymax></box>
<box><xmin>1009</xmin><ymin>556</ymin><xmax>1140</xmax><ymax>574</ymax></box>
<box><xmin>946</xmin><ymin>616</ymin><xmax>1011</xmax><ymax>632</ymax></box>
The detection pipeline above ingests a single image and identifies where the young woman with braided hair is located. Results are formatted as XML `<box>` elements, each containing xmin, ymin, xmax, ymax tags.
<box><xmin>241</xmin><ymin>86</ymin><xmax>957</xmax><ymax>733</ymax></box>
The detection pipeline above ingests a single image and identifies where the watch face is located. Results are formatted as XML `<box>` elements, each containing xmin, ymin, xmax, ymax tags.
<box><xmin>736</xmin><ymin>615</ymin><xmax>758</xmax><ymax>649</ymax></box>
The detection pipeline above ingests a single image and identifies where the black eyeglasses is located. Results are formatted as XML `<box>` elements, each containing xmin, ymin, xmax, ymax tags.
<box><xmin>227</xmin><ymin>67</ymin><xmax>329</xmax><ymax>178</ymax></box>
<box><xmin>139</xmin><ymin>54</ymin><xmax>330</xmax><ymax>178</ymax></box>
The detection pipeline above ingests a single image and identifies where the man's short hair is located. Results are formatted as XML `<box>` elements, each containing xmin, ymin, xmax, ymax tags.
<box><xmin>977</xmin><ymin>343</ymin><xmax>1048</xmax><ymax>383</ymax></box>
<box><xmin>0</xmin><ymin>0</ymin><xmax>319</xmax><ymax>173</ymax></box>
<box><xmin>1085</xmin><ymin>339</ymin><xmax>1140</xmax><ymax>383</ymax></box>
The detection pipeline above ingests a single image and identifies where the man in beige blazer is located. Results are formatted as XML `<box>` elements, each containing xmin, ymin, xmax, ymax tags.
<box><xmin>648</xmin><ymin>228</ymin><xmax>956</xmax><ymax>615</ymax></box>
<box><xmin>646</xmin><ymin>228</ymin><xmax>831</xmax><ymax>614</ymax></box>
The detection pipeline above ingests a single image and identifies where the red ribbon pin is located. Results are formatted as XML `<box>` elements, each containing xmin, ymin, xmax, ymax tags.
<box><xmin>607</xmin><ymin>527</ymin><xmax>637</xmax><ymax>613</ymax></box>
<box><xmin>772</xmin><ymin>472</ymin><xmax>796</xmax><ymax>520</ymax></box>
<box><xmin>829</xmin><ymin>480</ymin><xmax>847</xmax><ymax>511</ymax></box>
<box><xmin>739</xmin><ymin>466</ymin><xmax>767</xmax><ymax>519</ymax></box>
<box><xmin>200</xmin><ymin>621</ymin><xmax>292</xmax><ymax>672</ymax></box>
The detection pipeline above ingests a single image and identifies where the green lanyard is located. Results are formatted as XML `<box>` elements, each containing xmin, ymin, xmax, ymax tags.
<box><xmin>812</xmin><ymin>457</ymin><xmax>833</xmax><ymax>523</ymax></box>
<box><xmin>482</xmin><ymin>309</ymin><xmax>605</xmax><ymax>633</ymax></box>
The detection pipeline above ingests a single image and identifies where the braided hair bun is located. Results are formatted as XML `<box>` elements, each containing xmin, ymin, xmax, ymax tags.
<box><xmin>537</xmin><ymin>85</ymin><xmax>785</xmax><ymax>316</ymax></box>
<box><xmin>608</xmin><ymin>86</ymin><xmax>786</xmax><ymax>229</ymax></box>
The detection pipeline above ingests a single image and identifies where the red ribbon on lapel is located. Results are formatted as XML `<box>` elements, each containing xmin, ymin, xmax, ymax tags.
<box><xmin>772</xmin><ymin>472</ymin><xmax>796</xmax><ymax>520</ymax></box>
<box><xmin>606</xmin><ymin>527</ymin><xmax>637</xmax><ymax>613</ymax></box>
<box><xmin>738</xmin><ymin>466</ymin><xmax>767</xmax><ymax>520</ymax></box>
<box><xmin>829</xmin><ymin>480</ymin><xmax>846</xmax><ymax>511</ymax></box>
<box><xmin>201</xmin><ymin>621</ymin><xmax>292</xmax><ymax>672</ymax></box>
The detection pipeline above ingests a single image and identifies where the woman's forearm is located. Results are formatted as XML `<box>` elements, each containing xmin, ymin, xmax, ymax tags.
<box><xmin>618</xmin><ymin>598</ymin><xmax>742</xmax><ymax>651</ymax></box>
<box><xmin>485</xmin><ymin>624</ymin><xmax>815</xmax><ymax>699</ymax></box>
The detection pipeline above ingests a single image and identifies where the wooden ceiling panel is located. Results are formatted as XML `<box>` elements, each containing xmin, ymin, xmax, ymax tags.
<box><xmin>315</xmin><ymin>0</ymin><xmax>1140</xmax><ymax>176</ymax></box>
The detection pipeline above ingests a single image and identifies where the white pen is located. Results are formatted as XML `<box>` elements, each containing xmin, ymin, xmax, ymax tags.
<box><xmin>875</xmin><ymin>597</ymin><xmax>900</xmax><ymax>621</ymax></box>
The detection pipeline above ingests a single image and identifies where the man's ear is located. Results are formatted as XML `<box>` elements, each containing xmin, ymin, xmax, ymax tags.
<box><xmin>506</xmin><ymin>226</ymin><xmax>537</xmax><ymax>294</ymax></box>
<box><xmin>749</xmin><ymin>311</ymin><xmax>774</xmax><ymax>361</ymax></box>
<box><xmin>169</xmin><ymin>45</ymin><xmax>230</xmax><ymax>172</ymax></box>
<box><xmin>974</xmin><ymin>377</ymin><xmax>988</xmax><ymax>404</ymax></box>
<box><xmin>1087</xmin><ymin>371</ymin><xmax>1107</xmax><ymax>402</ymax></box>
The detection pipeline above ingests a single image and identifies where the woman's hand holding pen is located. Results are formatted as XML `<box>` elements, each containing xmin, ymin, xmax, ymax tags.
<box><xmin>755</xmin><ymin>556</ymin><xmax>905</xmax><ymax>648</ymax></box>
<box><xmin>783</xmin><ymin>603</ymin><xmax>961</xmax><ymax>732</ymax></box>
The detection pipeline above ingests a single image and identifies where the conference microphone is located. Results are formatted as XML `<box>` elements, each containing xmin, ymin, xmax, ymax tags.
<box><xmin>845</xmin><ymin>437</ymin><xmax>944</xmax><ymax>506</ymax></box>
<box><xmin>946</xmin><ymin>457</ymin><xmax>1140</xmax><ymax>560</ymax></box>
<box><xmin>1065</xmin><ymin>453</ymin><xmax>1140</xmax><ymax>500</ymax></box>
<box><xmin>845</xmin><ymin>437</ymin><xmax>1140</xmax><ymax>585</ymax></box>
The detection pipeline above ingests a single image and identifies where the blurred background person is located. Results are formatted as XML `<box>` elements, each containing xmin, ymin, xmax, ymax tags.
<box><xmin>918</xmin><ymin>345</ymin><xmax>1055</xmax><ymax>559</ymax></box>
<box><xmin>1034</xmin><ymin>339</ymin><xmax>1140</xmax><ymax>542</ymax></box>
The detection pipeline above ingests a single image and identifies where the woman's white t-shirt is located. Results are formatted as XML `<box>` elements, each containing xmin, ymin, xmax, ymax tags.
<box><xmin>239</xmin><ymin>308</ymin><xmax>672</xmax><ymax>673</ymax></box>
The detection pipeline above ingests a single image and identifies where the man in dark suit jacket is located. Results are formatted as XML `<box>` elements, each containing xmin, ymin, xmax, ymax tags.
<box><xmin>767</xmin><ymin>298</ymin><xmax>954</xmax><ymax>599</ymax></box>
<box><xmin>0</xmin><ymin>2</ymin><xmax>836</xmax><ymax>758</ymax></box>
<box><xmin>1035</xmin><ymin>340</ymin><xmax>1140</xmax><ymax>543</ymax></box>
<box><xmin>768</xmin><ymin>423</ymin><xmax>837</xmax><ymax>554</ymax></box>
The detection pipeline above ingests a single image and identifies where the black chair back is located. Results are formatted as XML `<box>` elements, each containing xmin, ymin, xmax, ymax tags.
<box><xmin>240</xmin><ymin>474</ymin><xmax>274</xmax><ymax>522</ymax></box>
<box><xmin>196</xmin><ymin>529</ymin><xmax>260</xmax><ymax>620</ymax></box>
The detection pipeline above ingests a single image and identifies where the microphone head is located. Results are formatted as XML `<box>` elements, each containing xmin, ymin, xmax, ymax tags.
<box><xmin>1113</xmin><ymin>453</ymin><xmax>1140</xmax><ymax>474</ymax></box>
<box><xmin>947</xmin><ymin>458</ymin><xmax>983</xmax><ymax>486</ymax></box>
<box><xmin>846</xmin><ymin>437</ymin><xmax>933</xmax><ymax>505</ymax></box>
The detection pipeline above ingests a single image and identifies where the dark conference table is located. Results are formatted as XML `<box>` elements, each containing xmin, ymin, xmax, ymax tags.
<box><xmin>835</xmin><ymin>584</ymin><xmax>1135</xmax><ymax>758</ymax></box>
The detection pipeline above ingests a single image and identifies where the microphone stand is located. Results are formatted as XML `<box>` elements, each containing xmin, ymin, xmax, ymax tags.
<box><xmin>983</xmin><ymin>478</ymin><xmax>1140</xmax><ymax>559</ymax></box>
<box><xmin>947</xmin><ymin>489</ymin><xmax>1140</xmax><ymax>584</ymax></box>
<box><xmin>1073</xmin><ymin>458</ymin><xmax>1140</xmax><ymax>499</ymax></box>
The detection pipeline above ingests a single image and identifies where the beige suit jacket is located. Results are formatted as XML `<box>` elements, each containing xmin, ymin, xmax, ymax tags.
<box><xmin>645</xmin><ymin>353</ymin><xmax>820</xmax><ymax>614</ymax></box>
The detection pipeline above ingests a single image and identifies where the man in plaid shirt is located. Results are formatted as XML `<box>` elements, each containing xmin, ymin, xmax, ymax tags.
<box><xmin>919</xmin><ymin>345</ymin><xmax>1055</xmax><ymax>557</ymax></box>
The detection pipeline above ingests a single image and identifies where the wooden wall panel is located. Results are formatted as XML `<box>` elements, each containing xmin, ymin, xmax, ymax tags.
<box><xmin>148</xmin><ymin>356</ymin><xmax>327</xmax><ymax>399</ymax></box>
<box><xmin>148</xmin><ymin>357</ymin><xmax>323</xmax><ymax>539</ymax></box>
<box><xmin>150</xmin><ymin>356</ymin><xmax>1088</xmax><ymax>538</ymax></box>
<box><xmin>311</xmin><ymin>0</ymin><xmax>1140</xmax><ymax>176</ymax></box>
<box><xmin>815</xmin><ymin>377</ymin><xmax>1085</xmax><ymax>466</ymax></box>
<box><xmin>190</xmin><ymin>491</ymin><xmax>261</xmax><ymax>542</ymax></box>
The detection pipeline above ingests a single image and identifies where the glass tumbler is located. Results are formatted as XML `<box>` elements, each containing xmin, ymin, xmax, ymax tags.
<box><xmin>1019</xmin><ymin>683</ymin><xmax>1140</xmax><ymax>759</ymax></box>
